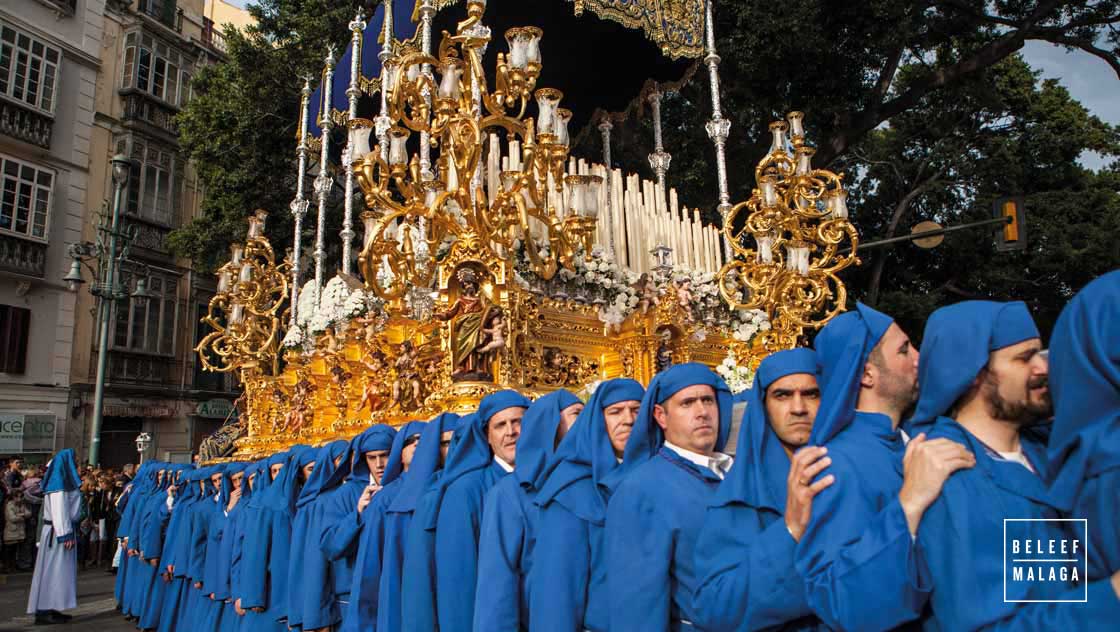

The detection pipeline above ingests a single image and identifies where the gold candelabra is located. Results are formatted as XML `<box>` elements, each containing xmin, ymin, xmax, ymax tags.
<box><xmin>196</xmin><ymin>209</ymin><xmax>291</xmax><ymax>377</ymax></box>
<box><xmin>354</xmin><ymin>0</ymin><xmax>603</xmax><ymax>302</ymax></box>
<box><xmin>718</xmin><ymin>112</ymin><xmax>859</xmax><ymax>353</ymax></box>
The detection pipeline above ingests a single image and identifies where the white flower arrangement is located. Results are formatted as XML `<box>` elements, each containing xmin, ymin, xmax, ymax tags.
<box><xmin>281</xmin><ymin>325</ymin><xmax>304</xmax><ymax>349</ymax></box>
<box><xmin>283</xmin><ymin>276</ymin><xmax>387</xmax><ymax>352</ymax></box>
<box><xmin>716</xmin><ymin>352</ymin><xmax>756</xmax><ymax>395</ymax></box>
<box><xmin>730</xmin><ymin>308</ymin><xmax>771</xmax><ymax>342</ymax></box>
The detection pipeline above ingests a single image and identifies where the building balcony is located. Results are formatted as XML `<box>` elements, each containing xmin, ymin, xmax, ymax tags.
<box><xmin>108</xmin><ymin>349</ymin><xmax>175</xmax><ymax>386</ymax></box>
<box><xmin>119</xmin><ymin>89</ymin><xmax>179</xmax><ymax>137</ymax></box>
<box><xmin>0</xmin><ymin>232</ymin><xmax>48</xmax><ymax>279</ymax></box>
<box><xmin>201</xmin><ymin>18</ymin><xmax>228</xmax><ymax>55</ymax></box>
<box><xmin>123</xmin><ymin>216</ymin><xmax>171</xmax><ymax>256</ymax></box>
<box><xmin>33</xmin><ymin>0</ymin><xmax>77</xmax><ymax>17</ymax></box>
<box><xmin>0</xmin><ymin>97</ymin><xmax>53</xmax><ymax>150</ymax></box>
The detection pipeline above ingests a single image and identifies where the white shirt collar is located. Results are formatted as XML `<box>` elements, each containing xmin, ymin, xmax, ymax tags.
<box><xmin>663</xmin><ymin>441</ymin><xmax>734</xmax><ymax>480</ymax></box>
<box><xmin>493</xmin><ymin>455</ymin><xmax>514</xmax><ymax>473</ymax></box>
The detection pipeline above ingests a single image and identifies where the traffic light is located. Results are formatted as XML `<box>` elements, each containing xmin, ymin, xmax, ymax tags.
<box><xmin>993</xmin><ymin>196</ymin><xmax>1027</xmax><ymax>252</ymax></box>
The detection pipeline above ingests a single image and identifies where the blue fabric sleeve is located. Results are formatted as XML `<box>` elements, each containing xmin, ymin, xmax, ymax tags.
<box><xmin>606</xmin><ymin>481</ymin><xmax>672</xmax><ymax>632</ymax></box>
<box><xmin>919</xmin><ymin>481</ymin><xmax>1120</xmax><ymax>630</ymax></box>
<box><xmin>268</xmin><ymin>511</ymin><xmax>293</xmax><ymax>619</ymax></box>
<box><xmin>401</xmin><ymin>494</ymin><xmax>439</xmax><ymax>632</ymax></box>
<box><xmin>795</xmin><ymin>455</ymin><xmax>929</xmax><ymax>631</ymax></box>
<box><xmin>319</xmin><ymin>489</ymin><xmax>364</xmax><ymax>562</ymax></box>
<box><xmin>187</xmin><ymin>505</ymin><xmax>211</xmax><ymax>584</ymax></box>
<box><xmin>1076</xmin><ymin>469</ymin><xmax>1120</xmax><ymax>581</ymax></box>
<box><xmin>473</xmin><ymin>482</ymin><xmax>524</xmax><ymax>632</ymax></box>
<box><xmin>236</xmin><ymin>510</ymin><xmax>270</xmax><ymax>608</ymax></box>
<box><xmin>693</xmin><ymin>503</ymin><xmax>813</xmax><ymax>632</ymax></box>
<box><xmin>435</xmin><ymin>478</ymin><xmax>483</xmax><ymax>632</ymax></box>
<box><xmin>529</xmin><ymin>501</ymin><xmax>591</xmax><ymax>632</ymax></box>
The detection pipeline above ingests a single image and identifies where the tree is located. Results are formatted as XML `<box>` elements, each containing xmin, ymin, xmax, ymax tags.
<box><xmin>170</xmin><ymin>0</ymin><xmax>361</xmax><ymax>272</ymax></box>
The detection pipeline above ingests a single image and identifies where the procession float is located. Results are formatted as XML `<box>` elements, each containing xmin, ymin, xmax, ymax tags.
<box><xmin>195</xmin><ymin>0</ymin><xmax>860</xmax><ymax>460</ymax></box>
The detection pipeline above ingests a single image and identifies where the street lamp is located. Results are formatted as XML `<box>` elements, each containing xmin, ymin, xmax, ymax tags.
<box><xmin>135</xmin><ymin>432</ymin><xmax>152</xmax><ymax>464</ymax></box>
<box><xmin>64</xmin><ymin>153</ymin><xmax>153</xmax><ymax>466</ymax></box>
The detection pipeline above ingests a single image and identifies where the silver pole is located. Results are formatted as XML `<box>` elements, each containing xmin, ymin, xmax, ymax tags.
<box><xmin>375</xmin><ymin>0</ymin><xmax>394</xmax><ymax>162</ymax></box>
<box><xmin>314</xmin><ymin>48</ymin><xmax>336</xmax><ymax>290</ymax></box>
<box><xmin>599</xmin><ymin>116</ymin><xmax>615</xmax><ymax>255</ymax></box>
<box><xmin>290</xmin><ymin>78</ymin><xmax>312</xmax><ymax>324</ymax></box>
<box><xmin>703</xmin><ymin>0</ymin><xmax>733</xmax><ymax>262</ymax></box>
<box><xmin>418</xmin><ymin>0</ymin><xmax>437</xmax><ymax>179</ymax></box>
<box><xmin>341</xmin><ymin>12</ymin><xmax>367</xmax><ymax>275</ymax></box>
<box><xmin>647</xmin><ymin>85</ymin><xmax>671</xmax><ymax>186</ymax></box>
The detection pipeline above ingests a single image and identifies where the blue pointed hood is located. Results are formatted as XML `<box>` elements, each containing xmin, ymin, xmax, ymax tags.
<box><xmin>422</xmin><ymin>413</ymin><xmax>481</xmax><ymax>530</ymax></box>
<box><xmin>383</xmin><ymin>421</ymin><xmax>425</xmax><ymax>487</ymax></box>
<box><xmin>907</xmin><ymin>300</ymin><xmax>1039</xmax><ymax>434</ymax></box>
<box><xmin>297</xmin><ymin>440</ymin><xmax>350</xmax><ymax>509</ymax></box>
<box><xmin>1048</xmin><ymin>271</ymin><xmax>1120</xmax><ymax>511</ymax></box>
<box><xmin>515</xmin><ymin>389</ymin><xmax>582</xmax><ymax>491</ymax></box>
<box><xmin>347</xmin><ymin>424</ymin><xmax>398</xmax><ymax>484</ymax></box>
<box><xmin>43</xmin><ymin>448</ymin><xmax>81</xmax><ymax>493</ymax></box>
<box><xmin>616</xmin><ymin>363</ymin><xmax>733</xmax><ymax>481</ymax></box>
<box><xmin>713</xmin><ymin>348</ymin><xmax>818</xmax><ymax>512</ymax></box>
<box><xmin>388</xmin><ymin>412</ymin><xmax>461</xmax><ymax>513</ymax></box>
<box><xmin>809</xmin><ymin>302</ymin><xmax>894</xmax><ymax>445</ymax></box>
<box><xmin>534</xmin><ymin>378</ymin><xmax>645</xmax><ymax>523</ymax></box>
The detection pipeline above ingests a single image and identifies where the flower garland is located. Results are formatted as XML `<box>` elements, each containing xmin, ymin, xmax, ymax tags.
<box><xmin>282</xmin><ymin>276</ymin><xmax>386</xmax><ymax>351</ymax></box>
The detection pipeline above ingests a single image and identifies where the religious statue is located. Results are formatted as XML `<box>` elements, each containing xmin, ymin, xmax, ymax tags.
<box><xmin>632</xmin><ymin>273</ymin><xmax>656</xmax><ymax>315</ymax></box>
<box><xmin>359</xmin><ymin>349</ymin><xmax>389</xmax><ymax>412</ymax></box>
<box><xmin>319</xmin><ymin>326</ymin><xmax>343</xmax><ymax>354</ymax></box>
<box><xmin>390</xmin><ymin>340</ymin><xmax>424</xmax><ymax>410</ymax></box>
<box><xmin>676</xmin><ymin>278</ymin><xmax>695</xmax><ymax>323</ymax></box>
<box><xmin>655</xmin><ymin>329</ymin><xmax>674</xmax><ymax>372</ymax></box>
<box><xmin>435</xmin><ymin>268</ymin><xmax>501</xmax><ymax>381</ymax></box>
<box><xmin>284</xmin><ymin>378</ymin><xmax>314</xmax><ymax>433</ymax></box>
<box><xmin>476</xmin><ymin>312</ymin><xmax>507</xmax><ymax>359</ymax></box>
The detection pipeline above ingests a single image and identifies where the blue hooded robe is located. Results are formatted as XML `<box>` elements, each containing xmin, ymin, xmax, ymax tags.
<box><xmin>157</xmin><ymin>466</ymin><xmax>204</xmax><ymax>632</ymax></box>
<box><xmin>795</xmin><ymin>303</ymin><xmax>931</xmax><ymax>632</ymax></box>
<box><xmin>288</xmin><ymin>440</ymin><xmax>349</xmax><ymax>631</ymax></box>
<box><xmin>475</xmin><ymin>390</ymin><xmax>582</xmax><ymax>632</ymax></box>
<box><xmin>138</xmin><ymin>464</ymin><xmax>180</xmax><ymax>629</ymax></box>
<box><xmin>202</xmin><ymin>463</ymin><xmax>251</xmax><ymax>632</ymax></box>
<box><xmin>375</xmin><ymin>413</ymin><xmax>460</xmax><ymax>632</ymax></box>
<box><xmin>400</xmin><ymin>414</ymin><xmax>478</xmax><ymax>632</ymax></box>
<box><xmin>910</xmin><ymin>300</ymin><xmax>1120</xmax><ymax>629</ymax></box>
<box><xmin>236</xmin><ymin>447</ymin><xmax>310</xmax><ymax>632</ymax></box>
<box><xmin>529</xmin><ymin>378</ymin><xmax>645</xmax><ymax>632</ymax></box>
<box><xmin>693</xmin><ymin>348</ymin><xmax>827</xmax><ymax>631</ymax></box>
<box><xmin>606</xmin><ymin>364</ymin><xmax>734</xmax><ymax>632</ymax></box>
<box><xmin>228</xmin><ymin>457</ymin><xmax>279</xmax><ymax>632</ymax></box>
<box><xmin>319</xmin><ymin>423</ymin><xmax>400</xmax><ymax>632</ymax></box>
<box><xmin>435</xmin><ymin>390</ymin><xmax>532</xmax><ymax>632</ymax></box>
<box><xmin>1048</xmin><ymin>270</ymin><xmax>1120</xmax><ymax>580</ymax></box>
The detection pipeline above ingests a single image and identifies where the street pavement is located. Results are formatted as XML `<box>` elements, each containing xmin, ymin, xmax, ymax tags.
<box><xmin>0</xmin><ymin>568</ymin><xmax>131</xmax><ymax>632</ymax></box>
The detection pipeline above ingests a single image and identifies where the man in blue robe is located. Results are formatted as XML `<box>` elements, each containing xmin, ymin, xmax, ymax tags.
<box><xmin>795</xmin><ymin>303</ymin><xmax>973</xmax><ymax>631</ymax></box>
<box><xmin>530</xmin><ymin>378</ymin><xmax>645</xmax><ymax>632</ymax></box>
<box><xmin>158</xmin><ymin>466</ymin><xmax>205</xmax><ymax>632</ymax></box>
<box><xmin>202</xmin><ymin>463</ymin><xmax>249</xmax><ymax>632</ymax></box>
<box><xmin>401</xmin><ymin>413</ymin><xmax>477</xmax><ymax>632</ymax></box>
<box><xmin>475</xmin><ymin>390</ymin><xmax>583</xmax><ymax>631</ymax></box>
<box><xmin>316</xmin><ymin>424</ymin><xmax>400</xmax><ymax>632</ymax></box>
<box><xmin>1048</xmin><ymin>270</ymin><xmax>1120</xmax><ymax>580</ymax></box>
<box><xmin>606</xmin><ymin>363</ymin><xmax>734</xmax><ymax>632</ymax></box>
<box><xmin>236</xmin><ymin>447</ymin><xmax>310</xmax><ymax>632</ymax></box>
<box><xmin>288</xmin><ymin>440</ymin><xmax>348</xmax><ymax>632</ymax></box>
<box><xmin>376</xmin><ymin>413</ymin><xmax>460</xmax><ymax>632</ymax></box>
<box><xmin>435</xmin><ymin>390</ymin><xmax>531</xmax><ymax>632</ymax></box>
<box><xmin>138</xmin><ymin>465</ymin><xmax>179</xmax><ymax>630</ymax></box>
<box><xmin>226</xmin><ymin>460</ymin><xmax>265</xmax><ymax>626</ymax></box>
<box><xmin>694</xmin><ymin>348</ymin><xmax>833</xmax><ymax>631</ymax></box>
<box><xmin>908</xmin><ymin>300</ymin><xmax>1120</xmax><ymax>628</ymax></box>
<box><xmin>327</xmin><ymin>423</ymin><xmax>421</xmax><ymax>632</ymax></box>
<box><xmin>228</xmin><ymin>452</ymin><xmax>284</xmax><ymax>627</ymax></box>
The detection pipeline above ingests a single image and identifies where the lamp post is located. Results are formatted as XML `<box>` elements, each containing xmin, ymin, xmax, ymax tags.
<box><xmin>135</xmin><ymin>432</ymin><xmax>152</xmax><ymax>464</ymax></box>
<box><xmin>65</xmin><ymin>154</ymin><xmax>155</xmax><ymax>466</ymax></box>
